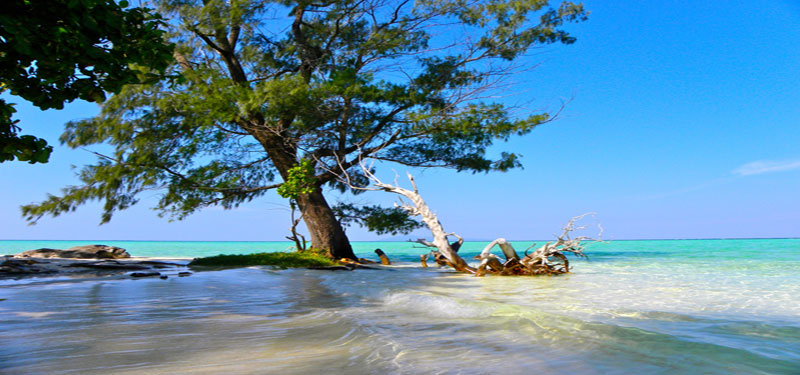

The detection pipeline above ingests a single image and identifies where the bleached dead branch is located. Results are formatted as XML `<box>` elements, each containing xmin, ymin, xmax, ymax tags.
<box><xmin>339</xmin><ymin>161</ymin><xmax>599</xmax><ymax>276</ymax></box>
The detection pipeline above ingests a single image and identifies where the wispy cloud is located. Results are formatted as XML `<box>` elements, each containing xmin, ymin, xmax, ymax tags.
<box><xmin>631</xmin><ymin>159</ymin><xmax>800</xmax><ymax>201</ymax></box>
<box><xmin>732</xmin><ymin>159</ymin><xmax>800</xmax><ymax>176</ymax></box>
<box><xmin>631</xmin><ymin>177</ymin><xmax>731</xmax><ymax>201</ymax></box>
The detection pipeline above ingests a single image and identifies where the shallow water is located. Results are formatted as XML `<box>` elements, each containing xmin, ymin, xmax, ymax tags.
<box><xmin>1</xmin><ymin>239</ymin><xmax>799</xmax><ymax>374</ymax></box>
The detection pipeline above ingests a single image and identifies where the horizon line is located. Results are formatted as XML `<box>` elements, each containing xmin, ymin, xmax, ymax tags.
<box><xmin>1</xmin><ymin>237</ymin><xmax>798</xmax><ymax>242</ymax></box>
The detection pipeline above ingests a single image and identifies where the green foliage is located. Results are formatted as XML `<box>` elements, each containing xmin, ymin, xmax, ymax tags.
<box><xmin>333</xmin><ymin>203</ymin><xmax>424</xmax><ymax>236</ymax></box>
<box><xmin>23</xmin><ymin>0</ymin><xmax>586</xmax><ymax>225</ymax></box>
<box><xmin>188</xmin><ymin>250</ymin><xmax>335</xmax><ymax>268</ymax></box>
<box><xmin>0</xmin><ymin>0</ymin><xmax>174</xmax><ymax>163</ymax></box>
<box><xmin>277</xmin><ymin>160</ymin><xmax>318</xmax><ymax>199</ymax></box>
<box><xmin>0</xmin><ymin>98</ymin><xmax>52</xmax><ymax>163</ymax></box>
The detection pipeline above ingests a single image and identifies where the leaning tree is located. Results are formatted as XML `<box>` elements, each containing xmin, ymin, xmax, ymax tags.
<box><xmin>22</xmin><ymin>0</ymin><xmax>587</xmax><ymax>259</ymax></box>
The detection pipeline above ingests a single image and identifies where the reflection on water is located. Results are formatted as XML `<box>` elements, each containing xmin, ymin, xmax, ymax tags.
<box><xmin>1</xmin><ymin>242</ymin><xmax>800</xmax><ymax>374</ymax></box>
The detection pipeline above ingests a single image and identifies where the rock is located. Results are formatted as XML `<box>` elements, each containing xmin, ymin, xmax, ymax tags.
<box><xmin>15</xmin><ymin>248</ymin><xmax>60</xmax><ymax>257</ymax></box>
<box><xmin>67</xmin><ymin>245</ymin><xmax>130</xmax><ymax>259</ymax></box>
<box><xmin>1</xmin><ymin>257</ymin><xmax>187</xmax><ymax>279</ymax></box>
<box><xmin>0</xmin><ymin>259</ymin><xmax>56</xmax><ymax>274</ymax></box>
<box><xmin>159</xmin><ymin>275</ymin><xmax>168</xmax><ymax>279</ymax></box>
<box><xmin>178</xmin><ymin>272</ymin><xmax>192</xmax><ymax>277</ymax></box>
<box><xmin>130</xmin><ymin>272</ymin><xmax>161</xmax><ymax>278</ymax></box>
<box><xmin>64</xmin><ymin>262</ymin><xmax>149</xmax><ymax>270</ymax></box>
<box><xmin>16</xmin><ymin>245</ymin><xmax>130</xmax><ymax>259</ymax></box>
<box><xmin>133</xmin><ymin>260</ymin><xmax>185</xmax><ymax>269</ymax></box>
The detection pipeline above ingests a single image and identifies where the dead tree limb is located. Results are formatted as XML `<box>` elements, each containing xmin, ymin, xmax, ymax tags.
<box><xmin>286</xmin><ymin>200</ymin><xmax>308</xmax><ymax>251</ymax></box>
<box><xmin>338</xmin><ymin>161</ymin><xmax>598</xmax><ymax>276</ymax></box>
<box><xmin>353</xmin><ymin>169</ymin><xmax>474</xmax><ymax>272</ymax></box>
<box><xmin>516</xmin><ymin>213</ymin><xmax>597</xmax><ymax>274</ymax></box>
<box><xmin>479</xmin><ymin>238</ymin><xmax>520</xmax><ymax>261</ymax></box>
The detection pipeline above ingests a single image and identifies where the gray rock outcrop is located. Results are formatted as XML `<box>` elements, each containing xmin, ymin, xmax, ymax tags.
<box><xmin>1</xmin><ymin>245</ymin><xmax>192</xmax><ymax>279</ymax></box>
<box><xmin>15</xmin><ymin>245</ymin><xmax>130</xmax><ymax>259</ymax></box>
<box><xmin>0</xmin><ymin>257</ymin><xmax>187</xmax><ymax>278</ymax></box>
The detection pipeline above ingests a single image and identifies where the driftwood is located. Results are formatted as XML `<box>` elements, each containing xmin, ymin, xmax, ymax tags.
<box><xmin>374</xmin><ymin>249</ymin><xmax>391</xmax><ymax>265</ymax></box>
<box><xmin>341</xmin><ymin>163</ymin><xmax>599</xmax><ymax>276</ymax></box>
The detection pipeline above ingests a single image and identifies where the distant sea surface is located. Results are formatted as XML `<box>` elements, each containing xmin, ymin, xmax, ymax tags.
<box><xmin>1</xmin><ymin>238</ymin><xmax>799</xmax><ymax>374</ymax></box>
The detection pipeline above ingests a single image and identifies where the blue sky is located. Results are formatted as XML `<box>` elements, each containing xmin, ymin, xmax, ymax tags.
<box><xmin>1</xmin><ymin>1</ymin><xmax>799</xmax><ymax>241</ymax></box>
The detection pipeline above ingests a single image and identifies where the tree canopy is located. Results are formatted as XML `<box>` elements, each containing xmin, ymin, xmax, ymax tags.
<box><xmin>23</xmin><ymin>0</ymin><xmax>587</xmax><ymax>258</ymax></box>
<box><xmin>0</xmin><ymin>0</ymin><xmax>173</xmax><ymax>163</ymax></box>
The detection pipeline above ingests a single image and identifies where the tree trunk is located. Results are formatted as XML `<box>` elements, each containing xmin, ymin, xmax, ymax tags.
<box><xmin>254</xmin><ymin>132</ymin><xmax>356</xmax><ymax>260</ymax></box>
<box><xmin>295</xmin><ymin>188</ymin><xmax>357</xmax><ymax>260</ymax></box>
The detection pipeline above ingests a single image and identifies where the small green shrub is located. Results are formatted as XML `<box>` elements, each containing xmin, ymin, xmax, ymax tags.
<box><xmin>189</xmin><ymin>251</ymin><xmax>335</xmax><ymax>268</ymax></box>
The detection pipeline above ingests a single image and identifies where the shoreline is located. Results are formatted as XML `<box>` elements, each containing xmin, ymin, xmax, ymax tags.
<box><xmin>2</xmin><ymin>247</ymin><xmax>798</xmax><ymax>374</ymax></box>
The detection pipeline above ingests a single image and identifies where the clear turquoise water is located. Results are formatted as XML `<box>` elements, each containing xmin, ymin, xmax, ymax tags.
<box><xmin>1</xmin><ymin>239</ymin><xmax>799</xmax><ymax>374</ymax></box>
<box><xmin>4</xmin><ymin>238</ymin><xmax>799</xmax><ymax>262</ymax></box>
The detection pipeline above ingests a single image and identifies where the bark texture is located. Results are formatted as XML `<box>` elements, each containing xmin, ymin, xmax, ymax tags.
<box><xmin>296</xmin><ymin>189</ymin><xmax>356</xmax><ymax>260</ymax></box>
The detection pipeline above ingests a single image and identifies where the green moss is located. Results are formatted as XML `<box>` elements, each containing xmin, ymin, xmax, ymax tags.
<box><xmin>189</xmin><ymin>250</ymin><xmax>335</xmax><ymax>268</ymax></box>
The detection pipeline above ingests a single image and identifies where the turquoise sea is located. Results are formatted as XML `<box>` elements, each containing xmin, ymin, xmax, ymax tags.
<box><xmin>1</xmin><ymin>239</ymin><xmax>799</xmax><ymax>374</ymax></box>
